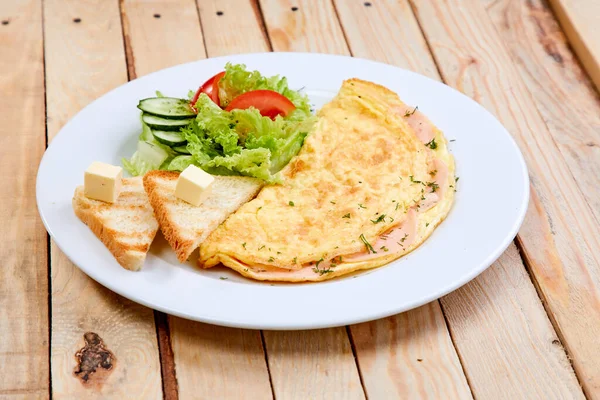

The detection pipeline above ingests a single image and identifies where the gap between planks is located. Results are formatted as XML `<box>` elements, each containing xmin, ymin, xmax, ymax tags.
<box><xmin>41</xmin><ymin>0</ymin><xmax>53</xmax><ymax>396</ymax></box>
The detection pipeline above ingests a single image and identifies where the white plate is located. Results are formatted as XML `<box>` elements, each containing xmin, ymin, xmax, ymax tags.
<box><xmin>37</xmin><ymin>53</ymin><xmax>529</xmax><ymax>330</ymax></box>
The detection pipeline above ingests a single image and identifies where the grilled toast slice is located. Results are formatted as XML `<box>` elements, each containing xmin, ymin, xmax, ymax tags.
<box><xmin>73</xmin><ymin>176</ymin><xmax>159</xmax><ymax>271</ymax></box>
<box><xmin>143</xmin><ymin>171</ymin><xmax>262</xmax><ymax>262</ymax></box>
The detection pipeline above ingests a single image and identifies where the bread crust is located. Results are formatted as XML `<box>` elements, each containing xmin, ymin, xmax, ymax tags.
<box><xmin>72</xmin><ymin>177</ymin><xmax>158</xmax><ymax>271</ymax></box>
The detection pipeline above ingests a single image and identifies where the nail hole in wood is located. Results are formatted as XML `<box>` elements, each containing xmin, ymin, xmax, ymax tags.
<box><xmin>364</xmin><ymin>1</ymin><xmax>372</xmax><ymax>6</ymax></box>
<box><xmin>216</xmin><ymin>11</ymin><xmax>224</xmax><ymax>16</ymax></box>
<box><xmin>153</xmin><ymin>13</ymin><xmax>161</xmax><ymax>18</ymax></box>
<box><xmin>417</xmin><ymin>358</ymin><xmax>423</xmax><ymax>362</ymax></box>
<box><xmin>291</xmin><ymin>6</ymin><xmax>298</xmax><ymax>11</ymax></box>
<box><xmin>73</xmin><ymin>18</ymin><xmax>81</xmax><ymax>23</ymax></box>
<box><xmin>1</xmin><ymin>20</ymin><xmax>9</xmax><ymax>25</ymax></box>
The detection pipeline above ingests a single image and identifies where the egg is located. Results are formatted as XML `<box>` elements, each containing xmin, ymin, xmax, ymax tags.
<box><xmin>198</xmin><ymin>79</ymin><xmax>455</xmax><ymax>282</ymax></box>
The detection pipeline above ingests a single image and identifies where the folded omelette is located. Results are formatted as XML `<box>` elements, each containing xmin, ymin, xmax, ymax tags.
<box><xmin>199</xmin><ymin>79</ymin><xmax>455</xmax><ymax>282</ymax></box>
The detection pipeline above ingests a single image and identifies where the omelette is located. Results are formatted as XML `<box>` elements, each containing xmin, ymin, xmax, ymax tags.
<box><xmin>198</xmin><ymin>79</ymin><xmax>455</xmax><ymax>282</ymax></box>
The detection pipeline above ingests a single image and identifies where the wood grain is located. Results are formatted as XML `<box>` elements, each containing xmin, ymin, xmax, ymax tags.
<box><xmin>120</xmin><ymin>2</ymin><xmax>274</xmax><ymax>398</ymax></box>
<box><xmin>547</xmin><ymin>0</ymin><xmax>600</xmax><ymax>93</ymax></box>
<box><xmin>350</xmin><ymin>304</ymin><xmax>472</xmax><ymax>400</ymax></box>
<box><xmin>197</xmin><ymin>0</ymin><xmax>270</xmax><ymax>57</ymax></box>
<box><xmin>170</xmin><ymin>321</ymin><xmax>273</xmax><ymax>399</ymax></box>
<box><xmin>0</xmin><ymin>0</ymin><xmax>49</xmax><ymax>398</ymax></box>
<box><xmin>482</xmin><ymin>0</ymin><xmax>600</xmax><ymax>242</ymax></box>
<box><xmin>121</xmin><ymin>0</ymin><xmax>206</xmax><ymax>79</ymax></box>
<box><xmin>259</xmin><ymin>0</ymin><xmax>349</xmax><ymax>54</ymax></box>
<box><xmin>411</xmin><ymin>0</ymin><xmax>600</xmax><ymax>396</ymax></box>
<box><xmin>442</xmin><ymin>244</ymin><xmax>583</xmax><ymax>399</ymax></box>
<box><xmin>263</xmin><ymin>329</ymin><xmax>365</xmax><ymax>399</ymax></box>
<box><xmin>44</xmin><ymin>0</ymin><xmax>162</xmax><ymax>397</ymax></box>
<box><xmin>334</xmin><ymin>1</ymin><xmax>584</xmax><ymax>397</ymax></box>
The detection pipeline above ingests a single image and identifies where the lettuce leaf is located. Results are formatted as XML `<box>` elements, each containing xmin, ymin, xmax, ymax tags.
<box><xmin>170</xmin><ymin>94</ymin><xmax>314</xmax><ymax>182</ymax></box>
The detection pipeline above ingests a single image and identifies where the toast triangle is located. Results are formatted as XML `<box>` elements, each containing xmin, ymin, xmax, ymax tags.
<box><xmin>72</xmin><ymin>176</ymin><xmax>159</xmax><ymax>271</ymax></box>
<box><xmin>143</xmin><ymin>171</ymin><xmax>262</xmax><ymax>262</ymax></box>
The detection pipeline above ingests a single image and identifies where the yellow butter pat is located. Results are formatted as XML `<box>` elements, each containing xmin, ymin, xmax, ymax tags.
<box><xmin>175</xmin><ymin>165</ymin><xmax>215</xmax><ymax>206</ymax></box>
<box><xmin>84</xmin><ymin>161</ymin><xmax>123</xmax><ymax>203</ymax></box>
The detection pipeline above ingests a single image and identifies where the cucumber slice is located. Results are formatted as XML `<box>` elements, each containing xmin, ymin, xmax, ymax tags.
<box><xmin>142</xmin><ymin>113</ymin><xmax>193</xmax><ymax>131</ymax></box>
<box><xmin>137</xmin><ymin>97</ymin><xmax>196</xmax><ymax>119</ymax></box>
<box><xmin>137</xmin><ymin>140</ymin><xmax>168</xmax><ymax>167</ymax></box>
<box><xmin>173</xmin><ymin>145</ymin><xmax>191</xmax><ymax>154</ymax></box>
<box><xmin>152</xmin><ymin>130</ymin><xmax>187</xmax><ymax>146</ymax></box>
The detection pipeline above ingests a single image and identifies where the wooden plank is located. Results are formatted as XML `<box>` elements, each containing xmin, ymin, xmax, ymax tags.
<box><xmin>482</xmin><ymin>0</ymin><xmax>600</xmax><ymax>244</ymax></box>
<box><xmin>170</xmin><ymin>320</ymin><xmax>273</xmax><ymax>399</ymax></box>
<box><xmin>547</xmin><ymin>0</ymin><xmax>600</xmax><ymax>93</ymax></box>
<box><xmin>120</xmin><ymin>1</ymin><xmax>274</xmax><ymax>398</ymax></box>
<box><xmin>442</xmin><ymin>244</ymin><xmax>583</xmax><ymax>398</ymax></box>
<box><xmin>334</xmin><ymin>1</ymin><xmax>583</xmax><ymax>397</ymax></box>
<box><xmin>349</xmin><ymin>304</ymin><xmax>472</xmax><ymax>399</ymax></box>
<box><xmin>120</xmin><ymin>0</ymin><xmax>205</xmax><ymax>78</ymax></box>
<box><xmin>259</xmin><ymin>0</ymin><xmax>349</xmax><ymax>54</ymax></box>
<box><xmin>411</xmin><ymin>0</ymin><xmax>600</xmax><ymax>396</ymax></box>
<box><xmin>197</xmin><ymin>0</ymin><xmax>270</xmax><ymax>57</ymax></box>
<box><xmin>0</xmin><ymin>0</ymin><xmax>49</xmax><ymax>398</ymax></box>
<box><xmin>334</xmin><ymin>0</ymin><xmax>439</xmax><ymax>79</ymax></box>
<box><xmin>44</xmin><ymin>0</ymin><xmax>162</xmax><ymax>397</ymax></box>
<box><xmin>263</xmin><ymin>329</ymin><xmax>364</xmax><ymax>399</ymax></box>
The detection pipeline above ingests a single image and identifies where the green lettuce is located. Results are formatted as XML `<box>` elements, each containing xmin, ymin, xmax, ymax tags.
<box><xmin>125</xmin><ymin>63</ymin><xmax>314</xmax><ymax>182</ymax></box>
<box><xmin>173</xmin><ymin>94</ymin><xmax>313</xmax><ymax>182</ymax></box>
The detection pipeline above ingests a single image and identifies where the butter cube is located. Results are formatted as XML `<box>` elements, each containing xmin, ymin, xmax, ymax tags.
<box><xmin>175</xmin><ymin>165</ymin><xmax>215</xmax><ymax>206</ymax></box>
<box><xmin>84</xmin><ymin>162</ymin><xmax>123</xmax><ymax>203</ymax></box>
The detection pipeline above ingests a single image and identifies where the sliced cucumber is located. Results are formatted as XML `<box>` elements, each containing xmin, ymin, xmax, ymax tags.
<box><xmin>152</xmin><ymin>130</ymin><xmax>187</xmax><ymax>146</ymax></box>
<box><xmin>137</xmin><ymin>97</ymin><xmax>196</xmax><ymax>119</ymax></box>
<box><xmin>142</xmin><ymin>113</ymin><xmax>193</xmax><ymax>131</ymax></box>
<box><xmin>137</xmin><ymin>140</ymin><xmax>168</xmax><ymax>167</ymax></box>
<box><xmin>173</xmin><ymin>145</ymin><xmax>191</xmax><ymax>154</ymax></box>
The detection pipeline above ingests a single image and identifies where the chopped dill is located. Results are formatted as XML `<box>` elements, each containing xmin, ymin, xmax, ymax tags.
<box><xmin>404</xmin><ymin>106</ymin><xmax>418</xmax><ymax>117</ymax></box>
<box><xmin>425</xmin><ymin>138</ymin><xmax>437</xmax><ymax>149</ymax></box>
<box><xmin>371</xmin><ymin>214</ymin><xmax>386</xmax><ymax>224</ymax></box>
<box><xmin>360</xmin><ymin>234</ymin><xmax>377</xmax><ymax>254</ymax></box>
<box><xmin>426</xmin><ymin>181</ymin><xmax>439</xmax><ymax>192</ymax></box>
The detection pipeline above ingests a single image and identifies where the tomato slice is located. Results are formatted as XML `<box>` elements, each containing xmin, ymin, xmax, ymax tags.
<box><xmin>190</xmin><ymin>71</ymin><xmax>226</xmax><ymax>110</ymax></box>
<box><xmin>225</xmin><ymin>90</ymin><xmax>296</xmax><ymax>119</ymax></box>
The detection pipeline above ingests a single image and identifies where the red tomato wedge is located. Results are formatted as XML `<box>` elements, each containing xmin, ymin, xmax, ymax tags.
<box><xmin>225</xmin><ymin>90</ymin><xmax>296</xmax><ymax>119</ymax></box>
<box><xmin>190</xmin><ymin>71</ymin><xmax>226</xmax><ymax>110</ymax></box>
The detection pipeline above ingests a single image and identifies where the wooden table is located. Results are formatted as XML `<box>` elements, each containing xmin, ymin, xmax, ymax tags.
<box><xmin>2</xmin><ymin>0</ymin><xmax>599</xmax><ymax>398</ymax></box>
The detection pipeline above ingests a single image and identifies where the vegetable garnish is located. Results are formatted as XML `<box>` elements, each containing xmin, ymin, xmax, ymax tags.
<box><xmin>426</xmin><ymin>181</ymin><xmax>439</xmax><ymax>192</ymax></box>
<box><xmin>404</xmin><ymin>106</ymin><xmax>418</xmax><ymax>117</ymax></box>
<box><xmin>360</xmin><ymin>234</ymin><xmax>377</xmax><ymax>254</ymax></box>
<box><xmin>312</xmin><ymin>258</ymin><xmax>332</xmax><ymax>275</ymax></box>
<box><xmin>370</xmin><ymin>214</ymin><xmax>386</xmax><ymax>224</ymax></box>
<box><xmin>123</xmin><ymin>63</ymin><xmax>315</xmax><ymax>182</ymax></box>
<box><xmin>425</xmin><ymin>138</ymin><xmax>437</xmax><ymax>149</ymax></box>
